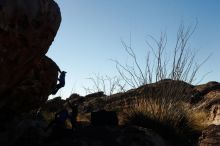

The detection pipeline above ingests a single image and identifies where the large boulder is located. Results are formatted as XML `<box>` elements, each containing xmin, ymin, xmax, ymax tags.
<box><xmin>0</xmin><ymin>0</ymin><xmax>61</xmax><ymax>111</ymax></box>
<box><xmin>5</xmin><ymin>56</ymin><xmax>60</xmax><ymax>112</ymax></box>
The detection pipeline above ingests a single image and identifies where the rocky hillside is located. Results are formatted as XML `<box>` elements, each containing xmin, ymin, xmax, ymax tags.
<box><xmin>51</xmin><ymin>80</ymin><xmax>220</xmax><ymax>121</ymax></box>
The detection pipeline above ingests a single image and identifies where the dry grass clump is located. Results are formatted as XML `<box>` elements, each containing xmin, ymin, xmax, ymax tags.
<box><xmin>122</xmin><ymin>97</ymin><xmax>208</xmax><ymax>146</ymax></box>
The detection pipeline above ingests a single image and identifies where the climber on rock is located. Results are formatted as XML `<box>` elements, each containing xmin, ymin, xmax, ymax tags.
<box><xmin>51</xmin><ymin>71</ymin><xmax>67</xmax><ymax>95</ymax></box>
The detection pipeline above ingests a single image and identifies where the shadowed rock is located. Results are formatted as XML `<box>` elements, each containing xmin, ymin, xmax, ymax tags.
<box><xmin>5</xmin><ymin>56</ymin><xmax>60</xmax><ymax>112</ymax></box>
<box><xmin>0</xmin><ymin>0</ymin><xmax>61</xmax><ymax>111</ymax></box>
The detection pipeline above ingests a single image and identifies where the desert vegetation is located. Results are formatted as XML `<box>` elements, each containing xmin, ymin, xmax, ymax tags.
<box><xmin>112</xmin><ymin>23</ymin><xmax>210</xmax><ymax>88</ymax></box>
<box><xmin>121</xmin><ymin>97</ymin><xmax>208</xmax><ymax>145</ymax></box>
<box><xmin>117</xmin><ymin>24</ymin><xmax>209</xmax><ymax>146</ymax></box>
<box><xmin>82</xmin><ymin>23</ymin><xmax>210</xmax><ymax>145</ymax></box>
<box><xmin>86</xmin><ymin>23</ymin><xmax>209</xmax><ymax>94</ymax></box>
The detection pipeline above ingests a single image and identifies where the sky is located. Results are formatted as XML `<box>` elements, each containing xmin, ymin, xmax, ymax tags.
<box><xmin>47</xmin><ymin>0</ymin><xmax>220</xmax><ymax>99</ymax></box>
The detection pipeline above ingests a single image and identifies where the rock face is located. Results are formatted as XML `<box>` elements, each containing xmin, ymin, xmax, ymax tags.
<box><xmin>210</xmin><ymin>105</ymin><xmax>220</xmax><ymax>125</ymax></box>
<box><xmin>192</xmin><ymin>82</ymin><xmax>220</xmax><ymax>103</ymax></box>
<box><xmin>0</xmin><ymin>0</ymin><xmax>61</xmax><ymax>111</ymax></box>
<box><xmin>199</xmin><ymin>125</ymin><xmax>220</xmax><ymax>146</ymax></box>
<box><xmin>6</xmin><ymin>56</ymin><xmax>60</xmax><ymax>112</ymax></box>
<box><xmin>194</xmin><ymin>91</ymin><xmax>220</xmax><ymax>125</ymax></box>
<box><xmin>195</xmin><ymin>82</ymin><xmax>220</xmax><ymax>95</ymax></box>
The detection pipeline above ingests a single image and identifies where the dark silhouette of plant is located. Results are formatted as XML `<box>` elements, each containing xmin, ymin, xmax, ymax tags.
<box><xmin>112</xmin><ymin>23</ymin><xmax>210</xmax><ymax>90</ymax></box>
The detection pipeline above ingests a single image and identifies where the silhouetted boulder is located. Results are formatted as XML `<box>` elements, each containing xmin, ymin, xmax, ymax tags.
<box><xmin>5</xmin><ymin>56</ymin><xmax>60</xmax><ymax>112</ymax></box>
<box><xmin>0</xmin><ymin>0</ymin><xmax>61</xmax><ymax>112</ymax></box>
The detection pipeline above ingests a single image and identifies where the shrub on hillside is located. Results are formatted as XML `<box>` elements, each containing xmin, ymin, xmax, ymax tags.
<box><xmin>122</xmin><ymin>97</ymin><xmax>208</xmax><ymax>146</ymax></box>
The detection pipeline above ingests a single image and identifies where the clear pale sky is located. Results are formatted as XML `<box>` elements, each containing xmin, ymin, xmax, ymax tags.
<box><xmin>47</xmin><ymin>0</ymin><xmax>220</xmax><ymax>99</ymax></box>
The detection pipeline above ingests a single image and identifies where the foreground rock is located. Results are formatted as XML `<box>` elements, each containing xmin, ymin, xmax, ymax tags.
<box><xmin>0</xmin><ymin>0</ymin><xmax>61</xmax><ymax>111</ymax></box>
<box><xmin>43</xmin><ymin>126</ymin><xmax>166</xmax><ymax>146</ymax></box>
<box><xmin>0</xmin><ymin>113</ymin><xmax>166</xmax><ymax>146</ymax></box>
<box><xmin>0</xmin><ymin>114</ymin><xmax>48</xmax><ymax>146</ymax></box>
